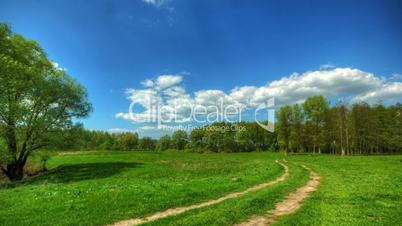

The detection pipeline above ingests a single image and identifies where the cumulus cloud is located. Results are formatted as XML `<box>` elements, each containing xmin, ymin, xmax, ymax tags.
<box><xmin>116</xmin><ymin>68</ymin><xmax>402</xmax><ymax>125</ymax></box>
<box><xmin>155</xmin><ymin>74</ymin><xmax>182</xmax><ymax>89</ymax></box>
<box><xmin>256</xmin><ymin>68</ymin><xmax>385</xmax><ymax>105</ymax></box>
<box><xmin>351</xmin><ymin>83</ymin><xmax>402</xmax><ymax>103</ymax></box>
<box><xmin>140</xmin><ymin>75</ymin><xmax>183</xmax><ymax>90</ymax></box>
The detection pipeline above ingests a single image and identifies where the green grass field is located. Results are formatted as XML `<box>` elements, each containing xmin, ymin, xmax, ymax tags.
<box><xmin>0</xmin><ymin>151</ymin><xmax>401</xmax><ymax>226</ymax></box>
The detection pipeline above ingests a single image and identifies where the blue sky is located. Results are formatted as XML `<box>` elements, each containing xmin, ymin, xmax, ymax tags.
<box><xmin>1</xmin><ymin>0</ymin><xmax>402</xmax><ymax>137</ymax></box>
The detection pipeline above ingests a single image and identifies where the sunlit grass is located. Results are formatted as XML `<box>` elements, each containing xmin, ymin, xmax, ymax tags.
<box><xmin>0</xmin><ymin>151</ymin><xmax>282</xmax><ymax>226</ymax></box>
<box><xmin>275</xmin><ymin>154</ymin><xmax>402</xmax><ymax>226</ymax></box>
<box><xmin>1</xmin><ymin>152</ymin><xmax>400</xmax><ymax>226</ymax></box>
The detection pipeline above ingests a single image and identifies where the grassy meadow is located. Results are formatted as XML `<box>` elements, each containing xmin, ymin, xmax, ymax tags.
<box><xmin>0</xmin><ymin>151</ymin><xmax>401</xmax><ymax>226</ymax></box>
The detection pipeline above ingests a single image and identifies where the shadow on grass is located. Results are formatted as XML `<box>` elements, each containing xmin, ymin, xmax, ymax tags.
<box><xmin>0</xmin><ymin>161</ymin><xmax>142</xmax><ymax>189</ymax></box>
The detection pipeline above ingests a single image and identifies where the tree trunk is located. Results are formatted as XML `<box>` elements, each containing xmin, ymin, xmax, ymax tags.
<box><xmin>3</xmin><ymin>120</ymin><xmax>25</xmax><ymax>181</ymax></box>
<box><xmin>313</xmin><ymin>142</ymin><xmax>316</xmax><ymax>154</ymax></box>
<box><xmin>4</xmin><ymin>161</ymin><xmax>24</xmax><ymax>181</ymax></box>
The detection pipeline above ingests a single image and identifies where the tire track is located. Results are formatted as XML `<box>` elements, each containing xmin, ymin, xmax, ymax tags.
<box><xmin>109</xmin><ymin>160</ymin><xmax>289</xmax><ymax>226</ymax></box>
<box><xmin>236</xmin><ymin>165</ymin><xmax>320</xmax><ymax>226</ymax></box>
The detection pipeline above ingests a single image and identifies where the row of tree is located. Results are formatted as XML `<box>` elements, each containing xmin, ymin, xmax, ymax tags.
<box><xmin>48</xmin><ymin>124</ymin><xmax>189</xmax><ymax>152</ymax></box>
<box><xmin>43</xmin><ymin>122</ymin><xmax>278</xmax><ymax>153</ymax></box>
<box><xmin>276</xmin><ymin>96</ymin><xmax>402</xmax><ymax>155</ymax></box>
<box><xmin>47</xmin><ymin>96</ymin><xmax>402</xmax><ymax>155</ymax></box>
<box><xmin>186</xmin><ymin>122</ymin><xmax>277</xmax><ymax>152</ymax></box>
<box><xmin>48</xmin><ymin>125</ymin><xmax>155</xmax><ymax>151</ymax></box>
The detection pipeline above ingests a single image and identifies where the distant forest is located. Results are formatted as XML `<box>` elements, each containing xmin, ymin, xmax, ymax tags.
<box><xmin>45</xmin><ymin>96</ymin><xmax>402</xmax><ymax>155</ymax></box>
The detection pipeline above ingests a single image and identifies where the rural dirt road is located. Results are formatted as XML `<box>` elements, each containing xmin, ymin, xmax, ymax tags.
<box><xmin>110</xmin><ymin>160</ymin><xmax>289</xmax><ymax>226</ymax></box>
<box><xmin>236</xmin><ymin>165</ymin><xmax>321</xmax><ymax>226</ymax></box>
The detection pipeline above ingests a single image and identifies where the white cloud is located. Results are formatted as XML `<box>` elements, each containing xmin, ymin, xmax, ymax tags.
<box><xmin>391</xmin><ymin>73</ymin><xmax>402</xmax><ymax>81</ymax></box>
<box><xmin>155</xmin><ymin>74</ymin><xmax>182</xmax><ymax>89</ymax></box>
<box><xmin>254</xmin><ymin>68</ymin><xmax>385</xmax><ymax>105</ymax></box>
<box><xmin>116</xmin><ymin>68</ymin><xmax>402</xmax><ymax>125</ymax></box>
<box><xmin>142</xmin><ymin>0</ymin><xmax>167</xmax><ymax>7</ymax></box>
<box><xmin>126</xmin><ymin>88</ymin><xmax>161</xmax><ymax>106</ymax></box>
<box><xmin>351</xmin><ymin>83</ymin><xmax>402</xmax><ymax>103</ymax></box>
<box><xmin>141</xmin><ymin>79</ymin><xmax>154</xmax><ymax>87</ymax></box>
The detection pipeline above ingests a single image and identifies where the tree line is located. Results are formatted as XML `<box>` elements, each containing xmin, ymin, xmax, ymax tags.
<box><xmin>47</xmin><ymin>124</ymin><xmax>160</xmax><ymax>151</ymax></box>
<box><xmin>4</xmin><ymin>92</ymin><xmax>400</xmax><ymax>182</ymax></box>
<box><xmin>276</xmin><ymin>96</ymin><xmax>402</xmax><ymax>155</ymax></box>
<box><xmin>47</xmin><ymin>96</ymin><xmax>402</xmax><ymax>155</ymax></box>
<box><xmin>45</xmin><ymin>122</ymin><xmax>278</xmax><ymax>153</ymax></box>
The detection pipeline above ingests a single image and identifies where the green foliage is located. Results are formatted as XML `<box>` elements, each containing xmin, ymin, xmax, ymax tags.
<box><xmin>0</xmin><ymin>138</ymin><xmax>8</xmax><ymax>165</ymax></box>
<box><xmin>303</xmin><ymin>96</ymin><xmax>329</xmax><ymax>153</ymax></box>
<box><xmin>276</xmin><ymin>96</ymin><xmax>402</xmax><ymax>154</ymax></box>
<box><xmin>157</xmin><ymin>135</ymin><xmax>171</xmax><ymax>151</ymax></box>
<box><xmin>35</xmin><ymin>150</ymin><xmax>54</xmax><ymax>172</ymax></box>
<box><xmin>289</xmin><ymin>104</ymin><xmax>304</xmax><ymax>152</ymax></box>
<box><xmin>138</xmin><ymin>137</ymin><xmax>156</xmax><ymax>150</ymax></box>
<box><xmin>114</xmin><ymin>132</ymin><xmax>139</xmax><ymax>151</ymax></box>
<box><xmin>0</xmin><ymin>23</ymin><xmax>92</xmax><ymax>180</ymax></box>
<box><xmin>189</xmin><ymin>127</ymin><xmax>206</xmax><ymax>150</ymax></box>
<box><xmin>171</xmin><ymin>130</ymin><xmax>188</xmax><ymax>150</ymax></box>
<box><xmin>276</xmin><ymin>105</ymin><xmax>293</xmax><ymax>153</ymax></box>
<box><xmin>187</xmin><ymin>122</ymin><xmax>276</xmax><ymax>152</ymax></box>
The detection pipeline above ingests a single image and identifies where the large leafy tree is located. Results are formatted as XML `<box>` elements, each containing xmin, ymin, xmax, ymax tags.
<box><xmin>0</xmin><ymin>23</ymin><xmax>92</xmax><ymax>180</ymax></box>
